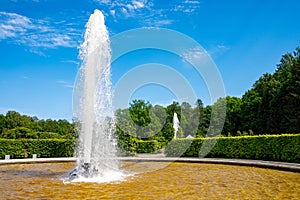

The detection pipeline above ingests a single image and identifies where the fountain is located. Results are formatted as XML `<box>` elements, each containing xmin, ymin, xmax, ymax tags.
<box><xmin>68</xmin><ymin>9</ymin><xmax>122</xmax><ymax>181</ymax></box>
<box><xmin>0</xmin><ymin>9</ymin><xmax>300</xmax><ymax>198</ymax></box>
<box><xmin>173</xmin><ymin>113</ymin><xmax>180</xmax><ymax>139</ymax></box>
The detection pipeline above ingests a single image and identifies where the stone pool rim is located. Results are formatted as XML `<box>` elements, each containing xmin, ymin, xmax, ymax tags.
<box><xmin>1</xmin><ymin>157</ymin><xmax>299</xmax><ymax>173</ymax></box>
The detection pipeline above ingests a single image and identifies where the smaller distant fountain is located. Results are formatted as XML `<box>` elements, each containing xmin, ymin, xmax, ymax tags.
<box><xmin>173</xmin><ymin>113</ymin><xmax>180</xmax><ymax>139</ymax></box>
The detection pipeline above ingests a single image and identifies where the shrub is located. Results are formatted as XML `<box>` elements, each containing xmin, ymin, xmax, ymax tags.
<box><xmin>116</xmin><ymin>127</ymin><xmax>137</xmax><ymax>155</ymax></box>
<box><xmin>165</xmin><ymin>134</ymin><xmax>300</xmax><ymax>163</ymax></box>
<box><xmin>37</xmin><ymin>132</ymin><xmax>62</xmax><ymax>139</ymax></box>
<box><xmin>136</xmin><ymin>140</ymin><xmax>162</xmax><ymax>153</ymax></box>
<box><xmin>164</xmin><ymin>139</ymin><xmax>194</xmax><ymax>157</ymax></box>
<box><xmin>1</xmin><ymin>127</ymin><xmax>35</xmax><ymax>139</ymax></box>
<box><xmin>0</xmin><ymin>139</ymin><xmax>75</xmax><ymax>159</ymax></box>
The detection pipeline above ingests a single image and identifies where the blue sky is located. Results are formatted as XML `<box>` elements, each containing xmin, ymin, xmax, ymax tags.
<box><xmin>0</xmin><ymin>0</ymin><xmax>300</xmax><ymax>121</ymax></box>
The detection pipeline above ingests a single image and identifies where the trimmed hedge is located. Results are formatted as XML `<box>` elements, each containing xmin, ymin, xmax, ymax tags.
<box><xmin>165</xmin><ymin>134</ymin><xmax>300</xmax><ymax>163</ymax></box>
<box><xmin>136</xmin><ymin>140</ymin><xmax>162</xmax><ymax>153</ymax></box>
<box><xmin>0</xmin><ymin>139</ymin><xmax>163</xmax><ymax>158</ymax></box>
<box><xmin>0</xmin><ymin>139</ymin><xmax>75</xmax><ymax>159</ymax></box>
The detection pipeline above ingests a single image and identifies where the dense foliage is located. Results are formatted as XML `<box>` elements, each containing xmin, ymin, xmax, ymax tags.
<box><xmin>240</xmin><ymin>48</ymin><xmax>300</xmax><ymax>133</ymax></box>
<box><xmin>0</xmin><ymin>111</ymin><xmax>76</xmax><ymax>139</ymax></box>
<box><xmin>136</xmin><ymin>140</ymin><xmax>162</xmax><ymax>153</ymax></box>
<box><xmin>164</xmin><ymin>134</ymin><xmax>300</xmax><ymax>163</ymax></box>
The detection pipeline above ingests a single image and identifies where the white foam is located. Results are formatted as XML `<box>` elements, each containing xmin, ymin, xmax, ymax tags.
<box><xmin>65</xmin><ymin>170</ymin><xmax>131</xmax><ymax>184</ymax></box>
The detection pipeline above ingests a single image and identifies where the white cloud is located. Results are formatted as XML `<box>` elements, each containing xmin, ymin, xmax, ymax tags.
<box><xmin>126</xmin><ymin>4</ymin><xmax>134</xmax><ymax>12</ymax></box>
<box><xmin>184</xmin><ymin>0</ymin><xmax>201</xmax><ymax>4</ymax></box>
<box><xmin>98</xmin><ymin>0</ymin><xmax>111</xmax><ymax>3</ymax></box>
<box><xmin>10</xmin><ymin>0</ymin><xmax>41</xmax><ymax>2</ymax></box>
<box><xmin>182</xmin><ymin>46</ymin><xmax>206</xmax><ymax>61</ymax></box>
<box><xmin>95</xmin><ymin>0</ymin><xmax>153</xmax><ymax>18</ymax></box>
<box><xmin>143</xmin><ymin>19</ymin><xmax>174</xmax><ymax>27</ymax></box>
<box><xmin>121</xmin><ymin>7</ymin><xmax>129</xmax><ymax>17</ymax></box>
<box><xmin>132</xmin><ymin>0</ymin><xmax>144</xmax><ymax>9</ymax></box>
<box><xmin>172</xmin><ymin>0</ymin><xmax>201</xmax><ymax>13</ymax></box>
<box><xmin>61</xmin><ymin>60</ymin><xmax>80</xmax><ymax>65</ymax></box>
<box><xmin>208</xmin><ymin>45</ymin><xmax>230</xmax><ymax>57</ymax></box>
<box><xmin>94</xmin><ymin>0</ymin><xmax>200</xmax><ymax>27</ymax></box>
<box><xmin>0</xmin><ymin>12</ymin><xmax>31</xmax><ymax>39</ymax></box>
<box><xmin>56</xmin><ymin>80</ymin><xmax>74</xmax><ymax>89</ymax></box>
<box><xmin>0</xmin><ymin>12</ymin><xmax>81</xmax><ymax>51</ymax></box>
<box><xmin>110</xmin><ymin>10</ymin><xmax>116</xmax><ymax>17</ymax></box>
<box><xmin>181</xmin><ymin>45</ymin><xmax>230</xmax><ymax>65</ymax></box>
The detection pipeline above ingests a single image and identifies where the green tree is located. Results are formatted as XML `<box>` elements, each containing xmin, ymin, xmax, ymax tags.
<box><xmin>196</xmin><ymin>99</ymin><xmax>205</xmax><ymax>137</ymax></box>
<box><xmin>208</xmin><ymin>98</ymin><xmax>226</xmax><ymax>137</ymax></box>
<box><xmin>269</xmin><ymin>48</ymin><xmax>300</xmax><ymax>133</ymax></box>
<box><xmin>160</xmin><ymin>122</ymin><xmax>175</xmax><ymax>142</ymax></box>
<box><xmin>165</xmin><ymin>101</ymin><xmax>181</xmax><ymax>124</ymax></box>
<box><xmin>131</xmin><ymin>112</ymin><xmax>162</xmax><ymax>140</ymax></box>
<box><xmin>197</xmin><ymin>105</ymin><xmax>212</xmax><ymax>137</ymax></box>
<box><xmin>44</xmin><ymin>119</ymin><xmax>59</xmax><ymax>133</ymax></box>
<box><xmin>0</xmin><ymin>114</ymin><xmax>7</xmax><ymax>134</ymax></box>
<box><xmin>129</xmin><ymin>100</ymin><xmax>152</xmax><ymax>127</ymax></box>
<box><xmin>115</xmin><ymin>108</ymin><xmax>136</xmax><ymax>137</ymax></box>
<box><xmin>5</xmin><ymin>111</ymin><xmax>22</xmax><ymax>129</ymax></box>
<box><xmin>180</xmin><ymin>102</ymin><xmax>198</xmax><ymax>137</ymax></box>
<box><xmin>2</xmin><ymin>127</ymin><xmax>36</xmax><ymax>139</ymax></box>
<box><xmin>152</xmin><ymin>105</ymin><xmax>167</xmax><ymax>126</ymax></box>
<box><xmin>57</xmin><ymin>119</ymin><xmax>75</xmax><ymax>137</ymax></box>
<box><xmin>240</xmin><ymin>90</ymin><xmax>261</xmax><ymax>133</ymax></box>
<box><xmin>222</xmin><ymin>96</ymin><xmax>242</xmax><ymax>136</ymax></box>
<box><xmin>252</xmin><ymin>73</ymin><xmax>280</xmax><ymax>133</ymax></box>
<box><xmin>239</xmin><ymin>47</ymin><xmax>300</xmax><ymax>134</ymax></box>
<box><xmin>128</xmin><ymin>100</ymin><xmax>163</xmax><ymax>140</ymax></box>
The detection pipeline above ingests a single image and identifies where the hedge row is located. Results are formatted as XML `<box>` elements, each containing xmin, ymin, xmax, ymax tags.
<box><xmin>0</xmin><ymin>139</ymin><xmax>75</xmax><ymax>159</ymax></box>
<box><xmin>3</xmin><ymin>134</ymin><xmax>298</xmax><ymax>162</ymax></box>
<box><xmin>165</xmin><ymin>134</ymin><xmax>300</xmax><ymax>163</ymax></box>
<box><xmin>136</xmin><ymin>140</ymin><xmax>163</xmax><ymax>153</ymax></box>
<box><xmin>0</xmin><ymin>138</ymin><xmax>163</xmax><ymax>158</ymax></box>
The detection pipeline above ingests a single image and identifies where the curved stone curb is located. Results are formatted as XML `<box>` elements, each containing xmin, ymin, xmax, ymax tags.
<box><xmin>119</xmin><ymin>157</ymin><xmax>300</xmax><ymax>173</ymax></box>
<box><xmin>1</xmin><ymin>157</ymin><xmax>299</xmax><ymax>173</ymax></box>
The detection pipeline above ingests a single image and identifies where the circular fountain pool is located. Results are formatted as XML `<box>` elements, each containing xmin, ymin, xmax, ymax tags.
<box><xmin>0</xmin><ymin>162</ymin><xmax>299</xmax><ymax>199</ymax></box>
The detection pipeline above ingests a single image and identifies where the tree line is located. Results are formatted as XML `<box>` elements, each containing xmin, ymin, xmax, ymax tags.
<box><xmin>115</xmin><ymin>47</ymin><xmax>300</xmax><ymax>144</ymax></box>
<box><xmin>239</xmin><ymin>47</ymin><xmax>300</xmax><ymax>134</ymax></box>
<box><xmin>0</xmin><ymin>48</ymin><xmax>299</xmax><ymax>142</ymax></box>
<box><xmin>0</xmin><ymin>111</ymin><xmax>76</xmax><ymax>139</ymax></box>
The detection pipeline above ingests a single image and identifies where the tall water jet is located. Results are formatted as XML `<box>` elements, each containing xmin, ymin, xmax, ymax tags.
<box><xmin>173</xmin><ymin>113</ymin><xmax>180</xmax><ymax>139</ymax></box>
<box><xmin>69</xmin><ymin>9</ymin><xmax>120</xmax><ymax>181</ymax></box>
